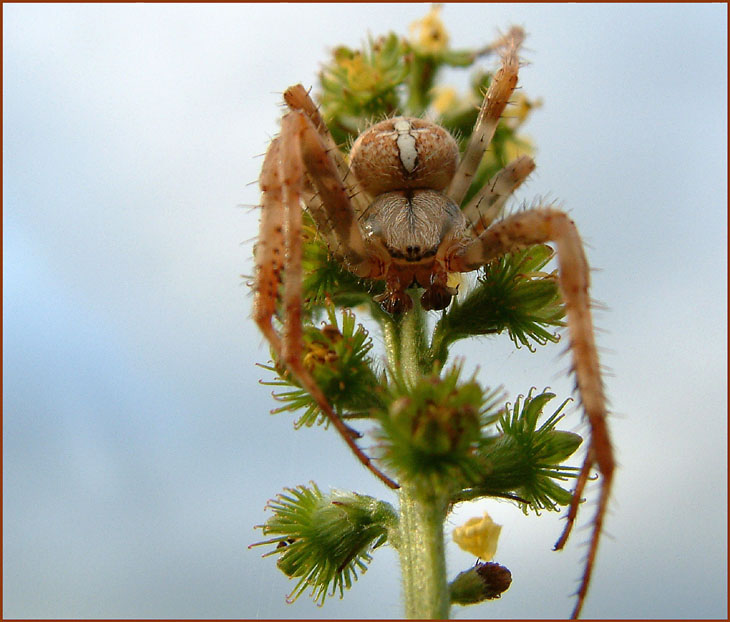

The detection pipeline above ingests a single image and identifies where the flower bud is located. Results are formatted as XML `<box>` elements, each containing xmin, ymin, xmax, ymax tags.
<box><xmin>450</xmin><ymin>562</ymin><xmax>512</xmax><ymax>605</ymax></box>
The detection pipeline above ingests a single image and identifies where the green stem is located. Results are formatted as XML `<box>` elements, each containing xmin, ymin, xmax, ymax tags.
<box><xmin>381</xmin><ymin>315</ymin><xmax>401</xmax><ymax>372</ymax></box>
<box><xmin>386</xmin><ymin>299</ymin><xmax>451</xmax><ymax>619</ymax></box>
<box><xmin>397</xmin><ymin>485</ymin><xmax>450</xmax><ymax>619</ymax></box>
<box><xmin>398</xmin><ymin>295</ymin><xmax>430</xmax><ymax>384</ymax></box>
<box><xmin>399</xmin><ymin>305</ymin><xmax>422</xmax><ymax>386</ymax></box>
<box><xmin>406</xmin><ymin>56</ymin><xmax>437</xmax><ymax>116</ymax></box>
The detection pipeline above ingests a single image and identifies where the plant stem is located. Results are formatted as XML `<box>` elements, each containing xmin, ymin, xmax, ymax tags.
<box><xmin>381</xmin><ymin>315</ymin><xmax>401</xmax><ymax>371</ymax></box>
<box><xmin>398</xmin><ymin>296</ymin><xmax>429</xmax><ymax>385</ymax></box>
<box><xmin>397</xmin><ymin>484</ymin><xmax>450</xmax><ymax>619</ymax></box>
<box><xmin>388</xmin><ymin>301</ymin><xmax>451</xmax><ymax>619</ymax></box>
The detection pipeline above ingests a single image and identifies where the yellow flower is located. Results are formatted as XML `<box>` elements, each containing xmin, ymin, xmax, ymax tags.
<box><xmin>505</xmin><ymin>136</ymin><xmax>535</xmax><ymax>161</ymax></box>
<box><xmin>505</xmin><ymin>93</ymin><xmax>543</xmax><ymax>129</ymax></box>
<box><xmin>452</xmin><ymin>512</ymin><xmax>502</xmax><ymax>561</ymax></box>
<box><xmin>409</xmin><ymin>5</ymin><xmax>449</xmax><ymax>54</ymax></box>
<box><xmin>336</xmin><ymin>53</ymin><xmax>381</xmax><ymax>92</ymax></box>
<box><xmin>431</xmin><ymin>86</ymin><xmax>458</xmax><ymax>115</ymax></box>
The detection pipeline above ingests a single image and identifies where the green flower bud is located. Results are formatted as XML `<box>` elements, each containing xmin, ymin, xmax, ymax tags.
<box><xmin>250</xmin><ymin>484</ymin><xmax>397</xmax><ymax>604</ymax></box>
<box><xmin>450</xmin><ymin>389</ymin><xmax>583</xmax><ymax>513</ymax></box>
<box><xmin>379</xmin><ymin>364</ymin><xmax>501</xmax><ymax>491</ymax></box>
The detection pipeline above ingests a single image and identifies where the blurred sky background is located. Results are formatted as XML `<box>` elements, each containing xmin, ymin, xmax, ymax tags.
<box><xmin>3</xmin><ymin>3</ymin><xmax>727</xmax><ymax>619</ymax></box>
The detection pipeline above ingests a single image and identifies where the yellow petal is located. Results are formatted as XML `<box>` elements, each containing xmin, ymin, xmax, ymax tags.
<box><xmin>431</xmin><ymin>87</ymin><xmax>458</xmax><ymax>115</ymax></box>
<box><xmin>504</xmin><ymin>136</ymin><xmax>535</xmax><ymax>161</ymax></box>
<box><xmin>409</xmin><ymin>5</ymin><xmax>450</xmax><ymax>54</ymax></box>
<box><xmin>446</xmin><ymin>272</ymin><xmax>461</xmax><ymax>290</ymax></box>
<box><xmin>452</xmin><ymin>512</ymin><xmax>502</xmax><ymax>561</ymax></box>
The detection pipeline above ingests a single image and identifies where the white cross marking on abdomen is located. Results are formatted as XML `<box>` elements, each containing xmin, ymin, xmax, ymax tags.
<box><xmin>394</xmin><ymin>119</ymin><xmax>418</xmax><ymax>173</ymax></box>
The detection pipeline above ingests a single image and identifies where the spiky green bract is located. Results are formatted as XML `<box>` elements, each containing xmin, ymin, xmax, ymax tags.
<box><xmin>378</xmin><ymin>363</ymin><xmax>502</xmax><ymax>496</ymax></box>
<box><xmin>252</xmin><ymin>484</ymin><xmax>397</xmax><ymax>604</ymax></box>
<box><xmin>319</xmin><ymin>33</ymin><xmax>408</xmax><ymax>146</ymax></box>
<box><xmin>300</xmin><ymin>219</ymin><xmax>385</xmax><ymax>314</ymax></box>
<box><xmin>430</xmin><ymin>244</ymin><xmax>565</xmax><ymax>365</ymax></box>
<box><xmin>260</xmin><ymin>305</ymin><xmax>385</xmax><ymax>428</ymax></box>
<box><xmin>449</xmin><ymin>562</ymin><xmax>512</xmax><ymax>605</ymax></box>
<box><xmin>451</xmin><ymin>389</ymin><xmax>582</xmax><ymax>513</ymax></box>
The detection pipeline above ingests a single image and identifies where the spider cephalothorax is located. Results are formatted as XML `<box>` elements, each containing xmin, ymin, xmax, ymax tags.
<box><xmin>253</xmin><ymin>30</ymin><xmax>613</xmax><ymax>619</ymax></box>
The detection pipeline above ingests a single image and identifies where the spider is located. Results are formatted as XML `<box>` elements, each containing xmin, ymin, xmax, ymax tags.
<box><xmin>254</xmin><ymin>31</ymin><xmax>613</xmax><ymax>619</ymax></box>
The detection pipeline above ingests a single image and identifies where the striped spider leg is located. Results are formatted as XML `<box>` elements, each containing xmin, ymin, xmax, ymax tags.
<box><xmin>254</xmin><ymin>89</ymin><xmax>398</xmax><ymax>490</ymax></box>
<box><xmin>442</xmin><ymin>37</ymin><xmax>614</xmax><ymax>621</ymax></box>
<box><xmin>447</xmin><ymin>208</ymin><xmax>614</xmax><ymax>618</ymax></box>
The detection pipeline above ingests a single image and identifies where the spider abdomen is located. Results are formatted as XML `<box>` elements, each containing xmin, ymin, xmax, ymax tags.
<box><xmin>349</xmin><ymin>117</ymin><xmax>459</xmax><ymax>196</ymax></box>
<box><xmin>363</xmin><ymin>189</ymin><xmax>467</xmax><ymax>263</ymax></box>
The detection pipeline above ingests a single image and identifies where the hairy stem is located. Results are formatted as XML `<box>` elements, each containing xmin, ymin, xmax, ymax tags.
<box><xmin>399</xmin><ymin>307</ymin><xmax>422</xmax><ymax>387</ymax></box>
<box><xmin>381</xmin><ymin>315</ymin><xmax>401</xmax><ymax>372</ymax></box>
<box><xmin>388</xmin><ymin>299</ymin><xmax>451</xmax><ymax>619</ymax></box>
<box><xmin>398</xmin><ymin>295</ymin><xmax>430</xmax><ymax>384</ymax></box>
<box><xmin>397</xmin><ymin>484</ymin><xmax>450</xmax><ymax>619</ymax></box>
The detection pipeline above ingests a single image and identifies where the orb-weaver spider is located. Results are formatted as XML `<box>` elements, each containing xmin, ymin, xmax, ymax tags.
<box><xmin>253</xmin><ymin>30</ymin><xmax>613</xmax><ymax>619</ymax></box>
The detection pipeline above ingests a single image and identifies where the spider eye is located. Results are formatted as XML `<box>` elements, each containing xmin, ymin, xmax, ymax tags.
<box><xmin>350</xmin><ymin>117</ymin><xmax>458</xmax><ymax>196</ymax></box>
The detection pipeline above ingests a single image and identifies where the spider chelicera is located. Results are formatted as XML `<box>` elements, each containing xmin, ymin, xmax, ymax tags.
<box><xmin>253</xmin><ymin>30</ymin><xmax>613</xmax><ymax>619</ymax></box>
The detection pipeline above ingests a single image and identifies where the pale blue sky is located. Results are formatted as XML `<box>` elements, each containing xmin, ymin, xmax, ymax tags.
<box><xmin>4</xmin><ymin>3</ymin><xmax>727</xmax><ymax>618</ymax></box>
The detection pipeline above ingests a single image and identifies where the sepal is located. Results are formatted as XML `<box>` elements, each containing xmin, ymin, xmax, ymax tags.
<box><xmin>451</xmin><ymin>389</ymin><xmax>582</xmax><ymax>513</ymax></box>
<box><xmin>250</xmin><ymin>483</ymin><xmax>397</xmax><ymax>604</ymax></box>
<box><xmin>431</xmin><ymin>244</ymin><xmax>565</xmax><ymax>364</ymax></box>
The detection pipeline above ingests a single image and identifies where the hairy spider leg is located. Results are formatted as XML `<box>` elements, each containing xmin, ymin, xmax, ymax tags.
<box><xmin>462</xmin><ymin>154</ymin><xmax>536</xmax><ymax>236</ymax></box>
<box><xmin>287</xmin><ymin>111</ymin><xmax>380</xmax><ymax>275</ymax></box>
<box><xmin>560</xmin><ymin>429</ymin><xmax>613</xmax><ymax>619</ymax></box>
<box><xmin>284</xmin><ymin>84</ymin><xmax>371</xmax><ymax>217</ymax></box>
<box><xmin>254</xmin><ymin>139</ymin><xmax>286</xmax><ymax>352</ymax></box>
<box><xmin>449</xmin><ymin>207</ymin><xmax>614</xmax><ymax>619</ymax></box>
<box><xmin>255</xmin><ymin>112</ymin><xmax>398</xmax><ymax>490</ymax></box>
<box><xmin>447</xmin><ymin>34</ymin><xmax>521</xmax><ymax>206</ymax></box>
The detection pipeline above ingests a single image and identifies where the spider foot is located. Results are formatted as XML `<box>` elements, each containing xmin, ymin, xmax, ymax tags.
<box><xmin>420</xmin><ymin>283</ymin><xmax>457</xmax><ymax>311</ymax></box>
<box><xmin>374</xmin><ymin>290</ymin><xmax>413</xmax><ymax>314</ymax></box>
